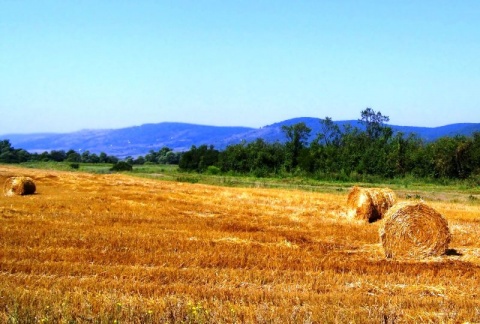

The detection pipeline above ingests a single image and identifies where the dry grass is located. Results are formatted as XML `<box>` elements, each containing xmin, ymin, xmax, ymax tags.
<box><xmin>1</xmin><ymin>165</ymin><xmax>479</xmax><ymax>323</ymax></box>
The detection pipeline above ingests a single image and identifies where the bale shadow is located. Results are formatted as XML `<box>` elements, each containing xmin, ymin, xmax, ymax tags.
<box><xmin>445</xmin><ymin>249</ymin><xmax>463</xmax><ymax>256</ymax></box>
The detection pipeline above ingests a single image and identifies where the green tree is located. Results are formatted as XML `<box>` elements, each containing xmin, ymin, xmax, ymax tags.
<box><xmin>317</xmin><ymin>117</ymin><xmax>341</xmax><ymax>146</ymax></box>
<box><xmin>165</xmin><ymin>151</ymin><xmax>180</xmax><ymax>164</ymax></box>
<box><xmin>0</xmin><ymin>140</ymin><xmax>17</xmax><ymax>163</ymax></box>
<box><xmin>428</xmin><ymin>137</ymin><xmax>460</xmax><ymax>178</ymax></box>
<box><xmin>218</xmin><ymin>142</ymin><xmax>249</xmax><ymax>173</ymax></box>
<box><xmin>134</xmin><ymin>155</ymin><xmax>145</xmax><ymax>165</ymax></box>
<box><xmin>453</xmin><ymin>136</ymin><xmax>473</xmax><ymax>179</ymax></box>
<box><xmin>359</xmin><ymin>107</ymin><xmax>390</xmax><ymax>140</ymax></box>
<box><xmin>309</xmin><ymin>117</ymin><xmax>343</xmax><ymax>176</ymax></box>
<box><xmin>66</xmin><ymin>150</ymin><xmax>81</xmax><ymax>162</ymax></box>
<box><xmin>81</xmin><ymin>151</ymin><xmax>91</xmax><ymax>163</ymax></box>
<box><xmin>247</xmin><ymin>139</ymin><xmax>285</xmax><ymax>177</ymax></box>
<box><xmin>15</xmin><ymin>149</ymin><xmax>30</xmax><ymax>163</ymax></box>
<box><xmin>385</xmin><ymin>133</ymin><xmax>424</xmax><ymax>177</ymax></box>
<box><xmin>125</xmin><ymin>156</ymin><xmax>134</xmax><ymax>165</ymax></box>
<box><xmin>99</xmin><ymin>152</ymin><xmax>108</xmax><ymax>163</ymax></box>
<box><xmin>469</xmin><ymin>132</ymin><xmax>480</xmax><ymax>175</ymax></box>
<box><xmin>106</xmin><ymin>155</ymin><xmax>119</xmax><ymax>164</ymax></box>
<box><xmin>49</xmin><ymin>150</ymin><xmax>66</xmax><ymax>162</ymax></box>
<box><xmin>39</xmin><ymin>151</ymin><xmax>50</xmax><ymax>161</ymax></box>
<box><xmin>145</xmin><ymin>150</ymin><xmax>158</xmax><ymax>163</ymax></box>
<box><xmin>281</xmin><ymin>122</ymin><xmax>311</xmax><ymax>170</ymax></box>
<box><xmin>179</xmin><ymin>145</ymin><xmax>219</xmax><ymax>172</ymax></box>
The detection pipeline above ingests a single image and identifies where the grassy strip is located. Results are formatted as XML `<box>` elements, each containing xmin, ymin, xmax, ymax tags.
<box><xmin>15</xmin><ymin>162</ymin><xmax>480</xmax><ymax>202</ymax></box>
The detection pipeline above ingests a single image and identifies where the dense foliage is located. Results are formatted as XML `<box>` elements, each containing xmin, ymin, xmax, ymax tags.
<box><xmin>179</xmin><ymin>109</ymin><xmax>480</xmax><ymax>182</ymax></box>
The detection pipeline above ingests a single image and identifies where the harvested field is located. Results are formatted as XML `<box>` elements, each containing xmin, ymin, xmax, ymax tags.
<box><xmin>1</xmin><ymin>165</ymin><xmax>479</xmax><ymax>323</ymax></box>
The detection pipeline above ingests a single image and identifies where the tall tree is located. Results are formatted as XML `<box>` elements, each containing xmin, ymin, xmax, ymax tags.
<box><xmin>179</xmin><ymin>145</ymin><xmax>219</xmax><ymax>172</ymax></box>
<box><xmin>0</xmin><ymin>140</ymin><xmax>17</xmax><ymax>163</ymax></box>
<box><xmin>281</xmin><ymin>122</ymin><xmax>311</xmax><ymax>170</ymax></box>
<box><xmin>317</xmin><ymin>117</ymin><xmax>342</xmax><ymax>146</ymax></box>
<box><xmin>359</xmin><ymin>107</ymin><xmax>390</xmax><ymax>140</ymax></box>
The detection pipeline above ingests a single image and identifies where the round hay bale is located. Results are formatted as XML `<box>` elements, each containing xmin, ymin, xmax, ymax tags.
<box><xmin>347</xmin><ymin>186</ymin><xmax>373</xmax><ymax>221</ymax></box>
<box><xmin>346</xmin><ymin>186</ymin><xmax>396</xmax><ymax>222</ymax></box>
<box><xmin>3</xmin><ymin>177</ymin><xmax>36</xmax><ymax>196</ymax></box>
<box><xmin>379</xmin><ymin>202</ymin><xmax>451</xmax><ymax>259</ymax></box>
<box><xmin>370</xmin><ymin>188</ymin><xmax>396</xmax><ymax>218</ymax></box>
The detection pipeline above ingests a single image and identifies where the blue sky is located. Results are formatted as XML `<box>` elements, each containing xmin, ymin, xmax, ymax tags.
<box><xmin>1</xmin><ymin>1</ymin><xmax>479</xmax><ymax>134</ymax></box>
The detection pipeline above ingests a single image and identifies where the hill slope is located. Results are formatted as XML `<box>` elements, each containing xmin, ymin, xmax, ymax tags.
<box><xmin>4</xmin><ymin>123</ymin><xmax>254</xmax><ymax>157</ymax></box>
<box><xmin>3</xmin><ymin>118</ymin><xmax>480</xmax><ymax>157</ymax></box>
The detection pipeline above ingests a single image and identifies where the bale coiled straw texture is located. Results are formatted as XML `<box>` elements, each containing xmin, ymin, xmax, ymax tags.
<box><xmin>346</xmin><ymin>186</ymin><xmax>396</xmax><ymax>222</ymax></box>
<box><xmin>3</xmin><ymin>176</ymin><xmax>36</xmax><ymax>196</ymax></box>
<box><xmin>379</xmin><ymin>202</ymin><xmax>451</xmax><ymax>259</ymax></box>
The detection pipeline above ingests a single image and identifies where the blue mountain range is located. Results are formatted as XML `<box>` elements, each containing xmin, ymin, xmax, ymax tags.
<box><xmin>3</xmin><ymin>118</ymin><xmax>480</xmax><ymax>157</ymax></box>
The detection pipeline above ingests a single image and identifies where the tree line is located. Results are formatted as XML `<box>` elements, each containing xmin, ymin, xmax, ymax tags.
<box><xmin>0</xmin><ymin>141</ymin><xmax>180</xmax><ymax>166</ymax></box>
<box><xmin>179</xmin><ymin>108</ymin><xmax>480</xmax><ymax>182</ymax></box>
<box><xmin>0</xmin><ymin>142</ymin><xmax>119</xmax><ymax>164</ymax></box>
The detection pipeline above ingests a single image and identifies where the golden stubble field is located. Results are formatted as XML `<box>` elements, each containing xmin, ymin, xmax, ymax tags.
<box><xmin>1</xmin><ymin>165</ymin><xmax>479</xmax><ymax>323</ymax></box>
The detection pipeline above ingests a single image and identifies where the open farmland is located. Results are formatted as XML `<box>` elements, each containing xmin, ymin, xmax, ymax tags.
<box><xmin>1</xmin><ymin>165</ymin><xmax>479</xmax><ymax>323</ymax></box>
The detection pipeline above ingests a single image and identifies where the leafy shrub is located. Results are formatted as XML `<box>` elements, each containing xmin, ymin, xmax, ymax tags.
<box><xmin>466</xmin><ymin>174</ymin><xmax>480</xmax><ymax>188</ymax></box>
<box><xmin>70</xmin><ymin>163</ymin><xmax>80</xmax><ymax>170</ymax></box>
<box><xmin>252</xmin><ymin>167</ymin><xmax>268</xmax><ymax>178</ymax></box>
<box><xmin>110</xmin><ymin>161</ymin><xmax>133</xmax><ymax>172</ymax></box>
<box><xmin>206</xmin><ymin>166</ymin><xmax>221</xmax><ymax>175</ymax></box>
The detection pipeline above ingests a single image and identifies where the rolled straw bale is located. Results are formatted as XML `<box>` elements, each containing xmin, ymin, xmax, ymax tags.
<box><xmin>346</xmin><ymin>186</ymin><xmax>396</xmax><ymax>222</ymax></box>
<box><xmin>370</xmin><ymin>188</ymin><xmax>396</xmax><ymax>217</ymax></box>
<box><xmin>346</xmin><ymin>186</ymin><xmax>373</xmax><ymax>221</ymax></box>
<box><xmin>3</xmin><ymin>176</ymin><xmax>36</xmax><ymax>196</ymax></box>
<box><xmin>379</xmin><ymin>202</ymin><xmax>451</xmax><ymax>259</ymax></box>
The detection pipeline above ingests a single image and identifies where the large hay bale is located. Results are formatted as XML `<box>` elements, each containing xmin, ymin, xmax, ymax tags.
<box><xmin>3</xmin><ymin>176</ymin><xmax>36</xmax><ymax>196</ymax></box>
<box><xmin>379</xmin><ymin>202</ymin><xmax>451</xmax><ymax>259</ymax></box>
<box><xmin>346</xmin><ymin>186</ymin><xmax>396</xmax><ymax>222</ymax></box>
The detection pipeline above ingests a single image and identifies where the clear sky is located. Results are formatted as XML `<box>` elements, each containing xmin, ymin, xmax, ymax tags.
<box><xmin>1</xmin><ymin>1</ymin><xmax>479</xmax><ymax>134</ymax></box>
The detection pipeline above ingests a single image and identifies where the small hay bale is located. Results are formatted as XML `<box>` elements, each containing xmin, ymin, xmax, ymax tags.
<box><xmin>346</xmin><ymin>186</ymin><xmax>373</xmax><ymax>221</ymax></box>
<box><xmin>3</xmin><ymin>177</ymin><xmax>36</xmax><ymax>196</ymax></box>
<box><xmin>370</xmin><ymin>188</ymin><xmax>396</xmax><ymax>218</ymax></box>
<box><xmin>379</xmin><ymin>202</ymin><xmax>451</xmax><ymax>259</ymax></box>
<box><xmin>346</xmin><ymin>186</ymin><xmax>396</xmax><ymax>222</ymax></box>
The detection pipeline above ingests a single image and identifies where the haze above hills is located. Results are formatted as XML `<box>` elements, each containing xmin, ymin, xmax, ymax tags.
<box><xmin>3</xmin><ymin>118</ymin><xmax>480</xmax><ymax>158</ymax></box>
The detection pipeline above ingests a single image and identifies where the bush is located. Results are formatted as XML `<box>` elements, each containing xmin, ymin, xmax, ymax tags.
<box><xmin>252</xmin><ymin>167</ymin><xmax>269</xmax><ymax>178</ymax></box>
<box><xmin>110</xmin><ymin>161</ymin><xmax>133</xmax><ymax>172</ymax></box>
<box><xmin>206</xmin><ymin>166</ymin><xmax>221</xmax><ymax>175</ymax></box>
<box><xmin>466</xmin><ymin>173</ymin><xmax>480</xmax><ymax>188</ymax></box>
<box><xmin>70</xmin><ymin>163</ymin><xmax>80</xmax><ymax>170</ymax></box>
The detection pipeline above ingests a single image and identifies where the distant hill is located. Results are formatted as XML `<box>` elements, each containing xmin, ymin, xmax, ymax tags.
<box><xmin>3</xmin><ymin>118</ymin><xmax>480</xmax><ymax>157</ymax></box>
<box><xmin>3</xmin><ymin>123</ymin><xmax>254</xmax><ymax>157</ymax></box>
